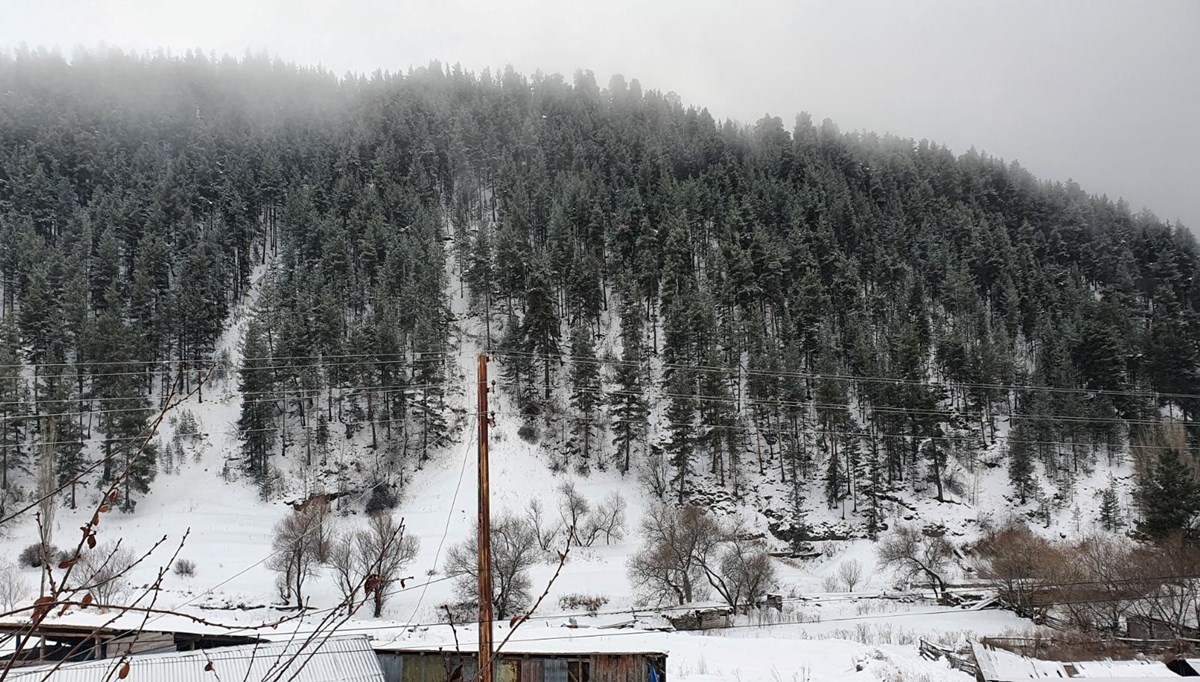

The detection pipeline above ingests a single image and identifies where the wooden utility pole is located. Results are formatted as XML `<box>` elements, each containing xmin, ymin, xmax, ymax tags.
<box><xmin>476</xmin><ymin>354</ymin><xmax>494</xmax><ymax>682</ymax></box>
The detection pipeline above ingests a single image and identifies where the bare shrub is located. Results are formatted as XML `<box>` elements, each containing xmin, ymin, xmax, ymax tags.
<box><xmin>173</xmin><ymin>559</ymin><xmax>197</xmax><ymax>577</ymax></box>
<box><xmin>838</xmin><ymin>559</ymin><xmax>864</xmax><ymax>592</ymax></box>
<box><xmin>75</xmin><ymin>543</ymin><xmax>136</xmax><ymax>607</ymax></box>
<box><xmin>821</xmin><ymin>576</ymin><xmax>840</xmax><ymax>593</ymax></box>
<box><xmin>267</xmin><ymin>506</ymin><xmax>331</xmax><ymax>609</ymax></box>
<box><xmin>446</xmin><ymin>513</ymin><xmax>539</xmax><ymax>618</ymax></box>
<box><xmin>877</xmin><ymin>526</ymin><xmax>954</xmax><ymax>599</ymax></box>
<box><xmin>438</xmin><ymin>599</ymin><xmax>477</xmax><ymax>625</ymax></box>
<box><xmin>517</xmin><ymin>423</ymin><xmax>538</xmax><ymax>443</ymax></box>
<box><xmin>821</xmin><ymin>541</ymin><xmax>847</xmax><ymax>559</ymax></box>
<box><xmin>0</xmin><ymin>561</ymin><xmax>29</xmax><ymax>611</ymax></box>
<box><xmin>558</xmin><ymin>593</ymin><xmax>609</xmax><ymax>615</ymax></box>
<box><xmin>974</xmin><ymin>524</ymin><xmax>1065</xmax><ymax>619</ymax></box>
<box><xmin>19</xmin><ymin>543</ymin><xmax>63</xmax><ymax>568</ymax></box>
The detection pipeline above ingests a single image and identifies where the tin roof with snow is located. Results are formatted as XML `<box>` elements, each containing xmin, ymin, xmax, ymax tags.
<box><xmin>371</xmin><ymin>622</ymin><xmax>668</xmax><ymax>656</ymax></box>
<box><xmin>6</xmin><ymin>635</ymin><xmax>385</xmax><ymax>682</ymax></box>
<box><xmin>971</xmin><ymin>642</ymin><xmax>1179</xmax><ymax>681</ymax></box>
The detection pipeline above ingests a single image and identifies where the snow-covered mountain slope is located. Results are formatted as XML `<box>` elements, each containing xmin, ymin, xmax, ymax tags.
<box><xmin>0</xmin><ymin>230</ymin><xmax>1062</xmax><ymax>682</ymax></box>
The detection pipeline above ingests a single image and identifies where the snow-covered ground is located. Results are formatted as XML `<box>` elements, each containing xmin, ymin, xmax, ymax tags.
<box><xmin>0</xmin><ymin>240</ymin><xmax>1085</xmax><ymax>682</ymax></box>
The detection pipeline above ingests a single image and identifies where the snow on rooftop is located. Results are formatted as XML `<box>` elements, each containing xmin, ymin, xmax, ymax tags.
<box><xmin>0</xmin><ymin>612</ymin><xmax>249</xmax><ymax>638</ymax></box>
<box><xmin>367</xmin><ymin>622</ymin><xmax>668</xmax><ymax>656</ymax></box>
<box><xmin>972</xmin><ymin>643</ymin><xmax>1180</xmax><ymax>680</ymax></box>
<box><xmin>1069</xmin><ymin>659</ymin><xmax>1179</xmax><ymax>678</ymax></box>
<box><xmin>6</xmin><ymin>635</ymin><xmax>384</xmax><ymax>682</ymax></box>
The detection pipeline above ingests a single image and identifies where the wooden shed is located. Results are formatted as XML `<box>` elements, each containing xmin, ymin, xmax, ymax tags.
<box><xmin>1126</xmin><ymin>613</ymin><xmax>1200</xmax><ymax>641</ymax></box>
<box><xmin>374</xmin><ymin>646</ymin><xmax>666</xmax><ymax>682</ymax></box>
<box><xmin>0</xmin><ymin>621</ymin><xmax>263</xmax><ymax>668</ymax></box>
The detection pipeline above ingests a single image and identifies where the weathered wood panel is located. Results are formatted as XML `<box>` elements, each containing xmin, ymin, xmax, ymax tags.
<box><xmin>544</xmin><ymin>657</ymin><xmax>569</xmax><ymax>682</ymax></box>
<box><xmin>377</xmin><ymin>651</ymin><xmax>666</xmax><ymax>682</ymax></box>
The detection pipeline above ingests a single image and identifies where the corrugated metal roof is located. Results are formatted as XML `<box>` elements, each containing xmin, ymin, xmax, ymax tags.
<box><xmin>372</xmin><ymin>625</ymin><xmax>669</xmax><ymax>656</ymax></box>
<box><xmin>8</xmin><ymin>635</ymin><xmax>385</xmax><ymax>682</ymax></box>
<box><xmin>971</xmin><ymin>642</ymin><xmax>1180</xmax><ymax>681</ymax></box>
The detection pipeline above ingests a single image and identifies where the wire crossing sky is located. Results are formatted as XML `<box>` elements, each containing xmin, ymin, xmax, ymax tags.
<box><xmin>2</xmin><ymin>0</ymin><xmax>1198</xmax><ymax>228</ymax></box>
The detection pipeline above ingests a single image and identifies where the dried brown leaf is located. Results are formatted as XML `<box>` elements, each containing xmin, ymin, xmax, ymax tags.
<box><xmin>31</xmin><ymin>596</ymin><xmax>54</xmax><ymax>620</ymax></box>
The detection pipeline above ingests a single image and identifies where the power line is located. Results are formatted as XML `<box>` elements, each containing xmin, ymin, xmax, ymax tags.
<box><xmin>1</xmin><ymin>347</ymin><xmax>1198</xmax><ymax>403</ymax></box>
<box><xmin>489</xmin><ymin>349</ymin><xmax>1198</xmax><ymax>402</ymax></box>
<box><xmin>0</xmin><ymin>381</ymin><xmax>452</xmax><ymax>412</ymax></box>
<box><xmin>403</xmin><ymin>429</ymin><xmax>476</xmax><ymax>629</ymax></box>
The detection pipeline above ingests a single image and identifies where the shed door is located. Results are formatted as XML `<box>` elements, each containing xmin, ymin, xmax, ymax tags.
<box><xmin>496</xmin><ymin>660</ymin><xmax>520</xmax><ymax>682</ymax></box>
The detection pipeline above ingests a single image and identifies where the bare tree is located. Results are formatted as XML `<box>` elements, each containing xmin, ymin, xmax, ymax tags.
<box><xmin>0</xmin><ymin>371</ymin><xmax>313</xmax><ymax>681</ymax></box>
<box><xmin>629</xmin><ymin>505</ymin><xmax>775</xmax><ymax>611</ymax></box>
<box><xmin>706</xmin><ymin>532</ymin><xmax>776</xmax><ymax>613</ymax></box>
<box><xmin>627</xmin><ymin>504</ymin><xmax>720</xmax><ymax>606</ymax></box>
<box><xmin>1128</xmin><ymin>533</ymin><xmax>1200</xmax><ymax>637</ymax></box>
<box><xmin>582</xmin><ymin>492</ymin><xmax>627</xmax><ymax>546</ymax></box>
<box><xmin>974</xmin><ymin>524</ymin><xmax>1064</xmax><ymax>618</ymax></box>
<box><xmin>877</xmin><ymin>525</ymin><xmax>954</xmax><ymax>600</ymax></box>
<box><xmin>837</xmin><ymin>559</ymin><xmax>864</xmax><ymax>592</ymax></box>
<box><xmin>328</xmin><ymin>531</ymin><xmax>359</xmax><ymax>605</ymax></box>
<box><xmin>330</xmin><ymin>514</ymin><xmax>418</xmax><ymax>617</ymax></box>
<box><xmin>639</xmin><ymin>454</ymin><xmax>670</xmax><ymax>500</ymax></box>
<box><xmin>445</xmin><ymin>513</ymin><xmax>540</xmax><ymax>618</ymax></box>
<box><xmin>524</xmin><ymin>499</ymin><xmax>559</xmax><ymax>553</ymax></box>
<box><xmin>74</xmin><ymin>542</ymin><xmax>136</xmax><ymax>607</ymax></box>
<box><xmin>553</xmin><ymin>485</ymin><xmax>628</xmax><ymax>548</ymax></box>
<box><xmin>558</xmin><ymin>482</ymin><xmax>590</xmax><ymax>546</ymax></box>
<box><xmin>0</xmin><ymin>560</ymin><xmax>28</xmax><ymax>611</ymax></box>
<box><xmin>1057</xmin><ymin>534</ymin><xmax>1137</xmax><ymax>631</ymax></box>
<box><xmin>267</xmin><ymin>506</ymin><xmax>330</xmax><ymax>609</ymax></box>
<box><xmin>357</xmin><ymin>514</ymin><xmax>419</xmax><ymax>617</ymax></box>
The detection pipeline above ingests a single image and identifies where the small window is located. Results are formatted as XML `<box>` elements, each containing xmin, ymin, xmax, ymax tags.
<box><xmin>567</xmin><ymin>660</ymin><xmax>590</xmax><ymax>682</ymax></box>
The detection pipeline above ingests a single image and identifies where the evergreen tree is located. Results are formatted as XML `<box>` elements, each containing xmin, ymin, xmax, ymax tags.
<box><xmin>567</xmin><ymin>323</ymin><xmax>602</xmax><ymax>471</ymax></box>
<box><xmin>610</xmin><ymin>281</ymin><xmax>648</xmax><ymax>474</ymax></box>
<box><xmin>523</xmin><ymin>256</ymin><xmax>560</xmax><ymax>402</ymax></box>
<box><xmin>663</xmin><ymin>368</ymin><xmax>696</xmax><ymax>505</ymax></box>
<box><xmin>499</xmin><ymin>313</ymin><xmax>538</xmax><ymax>418</ymax></box>
<box><xmin>0</xmin><ymin>314</ymin><xmax>26</xmax><ymax>503</ymax></box>
<box><xmin>1137</xmin><ymin>448</ymin><xmax>1200</xmax><ymax>539</ymax></box>
<box><xmin>48</xmin><ymin>364</ymin><xmax>86</xmax><ymax>509</ymax></box>
<box><xmin>1098</xmin><ymin>475</ymin><xmax>1123</xmax><ymax>532</ymax></box>
<box><xmin>238</xmin><ymin>315</ymin><xmax>277</xmax><ymax>490</ymax></box>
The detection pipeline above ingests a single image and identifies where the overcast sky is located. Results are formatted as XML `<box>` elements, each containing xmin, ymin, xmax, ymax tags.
<box><xmin>3</xmin><ymin>0</ymin><xmax>1197</xmax><ymax>227</ymax></box>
